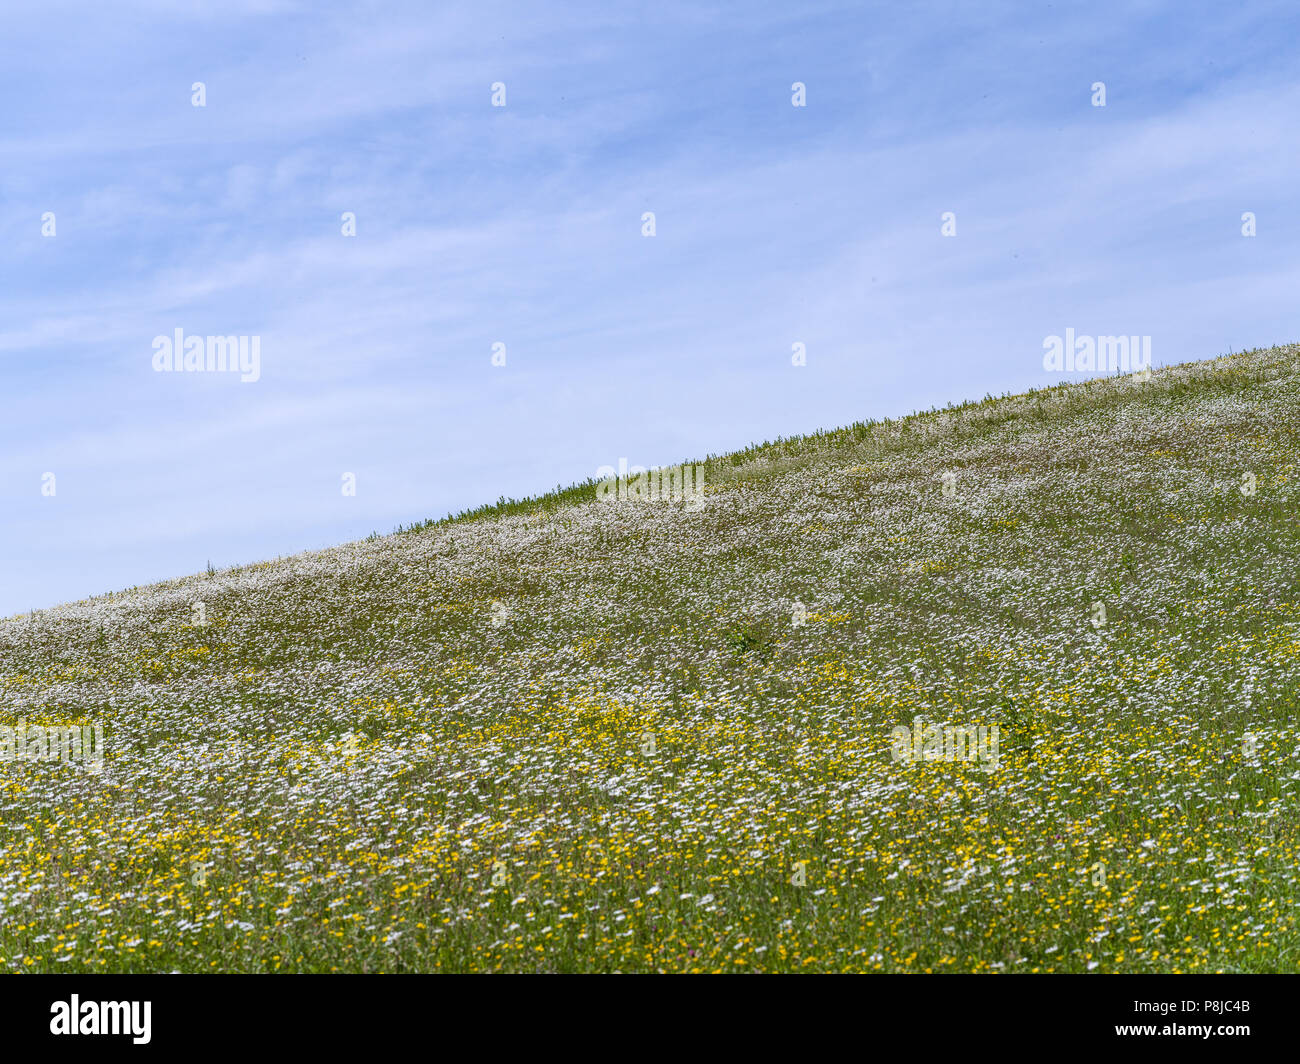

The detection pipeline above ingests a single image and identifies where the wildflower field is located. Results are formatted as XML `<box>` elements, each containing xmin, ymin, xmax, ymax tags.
<box><xmin>3</xmin><ymin>346</ymin><xmax>1300</xmax><ymax>973</ymax></box>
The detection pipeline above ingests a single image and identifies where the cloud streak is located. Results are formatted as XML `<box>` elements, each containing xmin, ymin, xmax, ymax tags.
<box><xmin>3</xmin><ymin>0</ymin><xmax>1299</xmax><ymax>614</ymax></box>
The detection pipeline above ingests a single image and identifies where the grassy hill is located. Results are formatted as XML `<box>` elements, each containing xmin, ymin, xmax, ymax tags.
<box><xmin>3</xmin><ymin>344</ymin><xmax>1300</xmax><ymax>972</ymax></box>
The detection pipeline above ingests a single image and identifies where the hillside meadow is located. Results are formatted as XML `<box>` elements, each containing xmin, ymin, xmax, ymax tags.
<box><xmin>2</xmin><ymin>345</ymin><xmax>1299</xmax><ymax>972</ymax></box>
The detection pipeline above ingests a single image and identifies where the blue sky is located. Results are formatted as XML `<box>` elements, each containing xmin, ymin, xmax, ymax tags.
<box><xmin>3</xmin><ymin>0</ymin><xmax>1299</xmax><ymax>616</ymax></box>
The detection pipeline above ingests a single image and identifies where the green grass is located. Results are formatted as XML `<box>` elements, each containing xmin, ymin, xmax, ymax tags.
<box><xmin>1</xmin><ymin>344</ymin><xmax>1299</xmax><ymax>972</ymax></box>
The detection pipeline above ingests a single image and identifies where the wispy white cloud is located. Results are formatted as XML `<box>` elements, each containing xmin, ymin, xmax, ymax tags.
<box><xmin>3</xmin><ymin>0</ymin><xmax>1299</xmax><ymax>612</ymax></box>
